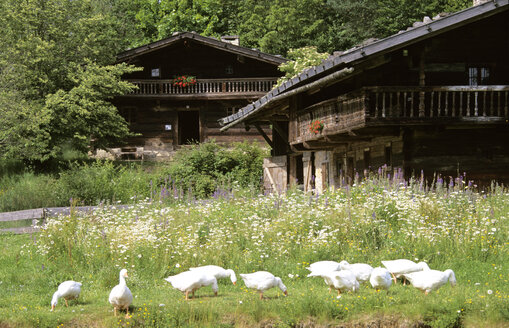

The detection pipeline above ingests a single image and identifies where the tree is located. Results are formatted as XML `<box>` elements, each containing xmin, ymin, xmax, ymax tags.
<box><xmin>0</xmin><ymin>84</ymin><xmax>52</xmax><ymax>161</ymax></box>
<box><xmin>256</xmin><ymin>0</ymin><xmax>330</xmax><ymax>55</ymax></box>
<box><xmin>324</xmin><ymin>0</ymin><xmax>378</xmax><ymax>51</ymax></box>
<box><xmin>0</xmin><ymin>0</ymin><xmax>141</xmax><ymax>161</ymax></box>
<box><xmin>44</xmin><ymin>62</ymin><xmax>140</xmax><ymax>156</ymax></box>
<box><xmin>325</xmin><ymin>0</ymin><xmax>470</xmax><ymax>51</ymax></box>
<box><xmin>373</xmin><ymin>0</ymin><xmax>471</xmax><ymax>38</ymax></box>
<box><xmin>275</xmin><ymin>47</ymin><xmax>330</xmax><ymax>87</ymax></box>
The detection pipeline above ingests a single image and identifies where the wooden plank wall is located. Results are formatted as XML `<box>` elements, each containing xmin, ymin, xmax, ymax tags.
<box><xmin>117</xmin><ymin>99</ymin><xmax>272</xmax><ymax>150</ymax></box>
<box><xmin>405</xmin><ymin>127</ymin><xmax>509</xmax><ymax>183</ymax></box>
<box><xmin>263</xmin><ymin>156</ymin><xmax>287</xmax><ymax>194</ymax></box>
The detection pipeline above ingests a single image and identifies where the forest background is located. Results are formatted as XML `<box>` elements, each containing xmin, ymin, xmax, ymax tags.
<box><xmin>0</xmin><ymin>0</ymin><xmax>472</xmax><ymax>163</ymax></box>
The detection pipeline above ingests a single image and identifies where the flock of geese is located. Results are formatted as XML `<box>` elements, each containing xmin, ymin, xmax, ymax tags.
<box><xmin>50</xmin><ymin>259</ymin><xmax>456</xmax><ymax>318</ymax></box>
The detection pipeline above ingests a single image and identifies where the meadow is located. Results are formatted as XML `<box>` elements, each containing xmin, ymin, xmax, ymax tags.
<box><xmin>0</xmin><ymin>173</ymin><xmax>508</xmax><ymax>327</ymax></box>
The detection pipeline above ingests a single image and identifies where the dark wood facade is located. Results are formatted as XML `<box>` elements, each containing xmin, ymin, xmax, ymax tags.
<box><xmin>220</xmin><ymin>1</ymin><xmax>509</xmax><ymax>191</ymax></box>
<box><xmin>114</xmin><ymin>32</ymin><xmax>286</xmax><ymax>159</ymax></box>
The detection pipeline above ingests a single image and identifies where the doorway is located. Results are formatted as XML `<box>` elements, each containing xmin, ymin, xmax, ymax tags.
<box><xmin>178</xmin><ymin>111</ymin><xmax>200</xmax><ymax>145</ymax></box>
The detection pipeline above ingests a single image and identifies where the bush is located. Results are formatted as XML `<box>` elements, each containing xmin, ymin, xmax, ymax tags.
<box><xmin>57</xmin><ymin>160</ymin><xmax>156</xmax><ymax>205</ymax></box>
<box><xmin>0</xmin><ymin>141</ymin><xmax>268</xmax><ymax>211</ymax></box>
<box><xmin>159</xmin><ymin>140</ymin><xmax>267</xmax><ymax>199</ymax></box>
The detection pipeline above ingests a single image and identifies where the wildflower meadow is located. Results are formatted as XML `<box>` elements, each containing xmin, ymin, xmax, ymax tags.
<box><xmin>0</xmin><ymin>174</ymin><xmax>508</xmax><ymax>327</ymax></box>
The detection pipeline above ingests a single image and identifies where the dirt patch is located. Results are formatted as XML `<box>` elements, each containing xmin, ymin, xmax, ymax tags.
<box><xmin>254</xmin><ymin>315</ymin><xmax>431</xmax><ymax>328</ymax></box>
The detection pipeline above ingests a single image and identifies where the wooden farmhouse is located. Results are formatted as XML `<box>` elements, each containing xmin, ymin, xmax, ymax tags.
<box><xmin>219</xmin><ymin>0</ymin><xmax>509</xmax><ymax>193</ymax></box>
<box><xmin>113</xmin><ymin>32</ymin><xmax>286</xmax><ymax>159</ymax></box>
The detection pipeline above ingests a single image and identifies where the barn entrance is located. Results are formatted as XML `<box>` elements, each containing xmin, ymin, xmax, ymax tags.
<box><xmin>178</xmin><ymin>111</ymin><xmax>200</xmax><ymax>145</ymax></box>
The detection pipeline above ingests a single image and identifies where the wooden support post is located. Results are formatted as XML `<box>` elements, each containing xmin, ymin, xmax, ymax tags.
<box><xmin>418</xmin><ymin>52</ymin><xmax>426</xmax><ymax>117</ymax></box>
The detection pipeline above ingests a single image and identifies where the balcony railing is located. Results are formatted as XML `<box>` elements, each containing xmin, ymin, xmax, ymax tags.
<box><xmin>295</xmin><ymin>86</ymin><xmax>509</xmax><ymax>141</ymax></box>
<box><xmin>126</xmin><ymin>78</ymin><xmax>278</xmax><ymax>96</ymax></box>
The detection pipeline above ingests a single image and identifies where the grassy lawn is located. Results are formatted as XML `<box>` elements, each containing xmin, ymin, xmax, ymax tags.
<box><xmin>0</xmin><ymin>177</ymin><xmax>508</xmax><ymax>327</ymax></box>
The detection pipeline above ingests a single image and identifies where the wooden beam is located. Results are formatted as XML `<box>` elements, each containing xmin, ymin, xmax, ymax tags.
<box><xmin>300</xmin><ymin>141</ymin><xmax>340</xmax><ymax>150</ymax></box>
<box><xmin>290</xmin><ymin>145</ymin><xmax>306</xmax><ymax>152</ymax></box>
<box><xmin>254</xmin><ymin>123</ymin><xmax>273</xmax><ymax>148</ymax></box>
<box><xmin>0</xmin><ymin>209</ymin><xmax>44</xmax><ymax>222</ymax></box>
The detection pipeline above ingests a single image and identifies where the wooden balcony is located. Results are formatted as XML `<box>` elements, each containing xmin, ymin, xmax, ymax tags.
<box><xmin>293</xmin><ymin>85</ymin><xmax>509</xmax><ymax>145</ymax></box>
<box><xmin>124</xmin><ymin>77</ymin><xmax>278</xmax><ymax>100</ymax></box>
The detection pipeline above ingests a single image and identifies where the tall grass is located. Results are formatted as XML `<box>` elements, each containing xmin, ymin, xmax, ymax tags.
<box><xmin>1</xmin><ymin>173</ymin><xmax>507</xmax><ymax>327</ymax></box>
<box><xmin>0</xmin><ymin>141</ymin><xmax>268</xmax><ymax>212</ymax></box>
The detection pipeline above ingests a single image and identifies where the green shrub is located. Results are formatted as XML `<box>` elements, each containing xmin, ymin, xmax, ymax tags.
<box><xmin>0</xmin><ymin>159</ymin><xmax>26</xmax><ymax>178</ymax></box>
<box><xmin>57</xmin><ymin>160</ymin><xmax>157</xmax><ymax>205</ymax></box>
<box><xmin>159</xmin><ymin>140</ymin><xmax>267</xmax><ymax>199</ymax></box>
<box><xmin>57</xmin><ymin>160</ymin><xmax>119</xmax><ymax>205</ymax></box>
<box><xmin>0</xmin><ymin>141</ymin><xmax>267</xmax><ymax>210</ymax></box>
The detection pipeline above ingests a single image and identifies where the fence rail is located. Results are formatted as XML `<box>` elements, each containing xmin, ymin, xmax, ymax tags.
<box><xmin>128</xmin><ymin>77</ymin><xmax>278</xmax><ymax>96</ymax></box>
<box><xmin>368</xmin><ymin>85</ymin><xmax>509</xmax><ymax>119</ymax></box>
<box><xmin>0</xmin><ymin>205</ymin><xmax>130</xmax><ymax>234</ymax></box>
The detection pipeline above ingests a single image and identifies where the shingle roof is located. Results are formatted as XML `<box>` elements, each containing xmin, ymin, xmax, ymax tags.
<box><xmin>116</xmin><ymin>31</ymin><xmax>287</xmax><ymax>66</ymax></box>
<box><xmin>219</xmin><ymin>0</ymin><xmax>509</xmax><ymax>131</ymax></box>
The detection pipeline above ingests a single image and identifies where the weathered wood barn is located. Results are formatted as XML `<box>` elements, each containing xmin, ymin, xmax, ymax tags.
<box><xmin>219</xmin><ymin>0</ymin><xmax>509</xmax><ymax>192</ymax></box>
<box><xmin>114</xmin><ymin>32</ymin><xmax>286</xmax><ymax>159</ymax></box>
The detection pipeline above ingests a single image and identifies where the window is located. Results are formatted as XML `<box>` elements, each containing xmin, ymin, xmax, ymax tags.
<box><xmin>151</xmin><ymin>68</ymin><xmax>160</xmax><ymax>78</ymax></box>
<box><xmin>225</xmin><ymin>65</ymin><xmax>234</xmax><ymax>75</ymax></box>
<box><xmin>468</xmin><ymin>67</ymin><xmax>490</xmax><ymax>86</ymax></box>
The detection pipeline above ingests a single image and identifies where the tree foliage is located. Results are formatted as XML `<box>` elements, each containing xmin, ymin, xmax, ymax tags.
<box><xmin>0</xmin><ymin>0</ymin><xmax>140</xmax><ymax>161</ymax></box>
<box><xmin>44</xmin><ymin>62</ymin><xmax>140</xmax><ymax>155</ymax></box>
<box><xmin>276</xmin><ymin>47</ymin><xmax>330</xmax><ymax>87</ymax></box>
<box><xmin>127</xmin><ymin>0</ymin><xmax>471</xmax><ymax>55</ymax></box>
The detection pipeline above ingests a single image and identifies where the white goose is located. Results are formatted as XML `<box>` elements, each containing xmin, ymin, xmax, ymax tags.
<box><xmin>306</xmin><ymin>261</ymin><xmax>342</xmax><ymax>292</ymax></box>
<box><xmin>239</xmin><ymin>271</ymin><xmax>288</xmax><ymax>299</ymax></box>
<box><xmin>50</xmin><ymin>280</ymin><xmax>82</xmax><ymax>311</ymax></box>
<box><xmin>307</xmin><ymin>269</ymin><xmax>359</xmax><ymax>296</ymax></box>
<box><xmin>381</xmin><ymin>259</ymin><xmax>430</xmax><ymax>284</ymax></box>
<box><xmin>165</xmin><ymin>271</ymin><xmax>218</xmax><ymax>300</ymax></box>
<box><xmin>369</xmin><ymin>267</ymin><xmax>392</xmax><ymax>291</ymax></box>
<box><xmin>189</xmin><ymin>265</ymin><xmax>237</xmax><ymax>285</ymax></box>
<box><xmin>109</xmin><ymin>269</ymin><xmax>133</xmax><ymax>317</ymax></box>
<box><xmin>306</xmin><ymin>261</ymin><xmax>341</xmax><ymax>272</ymax></box>
<box><xmin>403</xmin><ymin>269</ymin><xmax>456</xmax><ymax>295</ymax></box>
<box><xmin>339</xmin><ymin>261</ymin><xmax>374</xmax><ymax>283</ymax></box>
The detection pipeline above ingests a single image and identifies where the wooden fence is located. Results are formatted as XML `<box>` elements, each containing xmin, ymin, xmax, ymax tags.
<box><xmin>128</xmin><ymin>77</ymin><xmax>278</xmax><ymax>96</ymax></box>
<box><xmin>0</xmin><ymin>205</ymin><xmax>130</xmax><ymax>234</ymax></box>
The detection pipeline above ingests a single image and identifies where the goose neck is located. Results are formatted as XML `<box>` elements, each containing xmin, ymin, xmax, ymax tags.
<box><xmin>51</xmin><ymin>291</ymin><xmax>59</xmax><ymax>306</ymax></box>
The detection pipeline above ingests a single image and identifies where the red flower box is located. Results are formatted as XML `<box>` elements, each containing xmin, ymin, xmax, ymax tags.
<box><xmin>173</xmin><ymin>75</ymin><xmax>197</xmax><ymax>87</ymax></box>
<box><xmin>309</xmin><ymin>120</ymin><xmax>324</xmax><ymax>134</ymax></box>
